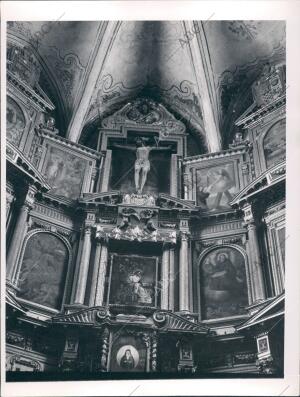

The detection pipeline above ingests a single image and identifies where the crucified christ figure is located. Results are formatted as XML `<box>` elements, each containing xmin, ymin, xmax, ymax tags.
<box><xmin>113</xmin><ymin>137</ymin><xmax>172</xmax><ymax>194</ymax></box>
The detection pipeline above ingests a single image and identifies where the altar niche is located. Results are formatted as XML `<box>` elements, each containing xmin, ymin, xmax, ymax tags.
<box><xmin>108</xmin><ymin>134</ymin><xmax>175</xmax><ymax>196</ymax></box>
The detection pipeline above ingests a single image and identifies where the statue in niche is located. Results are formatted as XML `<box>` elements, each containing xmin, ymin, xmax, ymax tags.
<box><xmin>112</xmin><ymin>137</ymin><xmax>172</xmax><ymax>194</ymax></box>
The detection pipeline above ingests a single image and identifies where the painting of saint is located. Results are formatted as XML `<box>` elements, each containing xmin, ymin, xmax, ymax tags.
<box><xmin>109</xmin><ymin>255</ymin><xmax>157</xmax><ymax>307</ymax></box>
<box><xmin>17</xmin><ymin>233</ymin><xmax>69</xmax><ymax>310</ymax></box>
<box><xmin>263</xmin><ymin>119</ymin><xmax>286</xmax><ymax>169</ymax></box>
<box><xmin>6</xmin><ymin>96</ymin><xmax>26</xmax><ymax>147</ymax></box>
<box><xmin>277</xmin><ymin>227</ymin><xmax>286</xmax><ymax>266</ymax></box>
<box><xmin>110</xmin><ymin>335</ymin><xmax>147</xmax><ymax>372</ymax></box>
<box><xmin>196</xmin><ymin>163</ymin><xmax>238</xmax><ymax>211</ymax></box>
<box><xmin>116</xmin><ymin>345</ymin><xmax>139</xmax><ymax>370</ymax></box>
<box><xmin>257</xmin><ymin>336</ymin><xmax>269</xmax><ymax>354</ymax></box>
<box><xmin>44</xmin><ymin>146</ymin><xmax>87</xmax><ymax>199</ymax></box>
<box><xmin>201</xmin><ymin>248</ymin><xmax>248</xmax><ymax>320</ymax></box>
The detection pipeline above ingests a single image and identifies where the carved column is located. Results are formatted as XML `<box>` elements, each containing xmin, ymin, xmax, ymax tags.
<box><xmin>170</xmin><ymin>154</ymin><xmax>178</xmax><ymax>197</ymax></box>
<box><xmin>60</xmin><ymin>334</ymin><xmax>79</xmax><ymax>372</ymax></box>
<box><xmin>151</xmin><ymin>332</ymin><xmax>158</xmax><ymax>372</ymax></box>
<box><xmin>72</xmin><ymin>212</ymin><xmax>94</xmax><ymax>306</ymax></box>
<box><xmin>161</xmin><ymin>244</ymin><xmax>170</xmax><ymax>310</ymax></box>
<box><xmin>89</xmin><ymin>240</ymin><xmax>102</xmax><ymax>306</ymax></box>
<box><xmin>168</xmin><ymin>245</ymin><xmax>175</xmax><ymax>311</ymax></box>
<box><xmin>179</xmin><ymin>219</ymin><xmax>190</xmax><ymax>312</ymax></box>
<box><xmin>94</xmin><ymin>241</ymin><xmax>108</xmax><ymax>306</ymax></box>
<box><xmin>243</xmin><ymin>204</ymin><xmax>266</xmax><ymax>302</ymax></box>
<box><xmin>6</xmin><ymin>185</ymin><xmax>37</xmax><ymax>285</ymax></box>
<box><xmin>101</xmin><ymin>150</ymin><xmax>112</xmax><ymax>192</ymax></box>
<box><xmin>6</xmin><ymin>184</ymin><xmax>15</xmax><ymax>226</ymax></box>
<box><xmin>100</xmin><ymin>328</ymin><xmax>110</xmax><ymax>372</ymax></box>
<box><xmin>142</xmin><ymin>333</ymin><xmax>151</xmax><ymax>372</ymax></box>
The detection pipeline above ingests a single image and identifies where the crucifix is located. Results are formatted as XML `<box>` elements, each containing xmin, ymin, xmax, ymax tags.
<box><xmin>112</xmin><ymin>137</ymin><xmax>172</xmax><ymax>194</ymax></box>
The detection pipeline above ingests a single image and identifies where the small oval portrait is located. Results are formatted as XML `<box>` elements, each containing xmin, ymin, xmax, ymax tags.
<box><xmin>116</xmin><ymin>345</ymin><xmax>139</xmax><ymax>370</ymax></box>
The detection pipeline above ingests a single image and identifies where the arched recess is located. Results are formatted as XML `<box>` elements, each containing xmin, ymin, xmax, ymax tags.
<box><xmin>197</xmin><ymin>244</ymin><xmax>251</xmax><ymax>321</ymax></box>
<box><xmin>16</xmin><ymin>230</ymin><xmax>72</xmax><ymax>311</ymax></box>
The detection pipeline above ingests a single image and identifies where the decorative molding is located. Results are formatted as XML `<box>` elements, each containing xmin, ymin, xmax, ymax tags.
<box><xmin>183</xmin><ymin>146</ymin><xmax>247</xmax><ymax>165</ymax></box>
<box><xmin>123</xmin><ymin>193</ymin><xmax>156</xmax><ymax>207</ymax></box>
<box><xmin>31</xmin><ymin>203</ymin><xmax>74</xmax><ymax>227</ymax></box>
<box><xmin>231</xmin><ymin>160</ymin><xmax>285</xmax><ymax>207</ymax></box>
<box><xmin>8</xmin><ymin>354</ymin><xmax>41</xmax><ymax>372</ymax></box>
<box><xmin>101</xmin><ymin>97</ymin><xmax>186</xmax><ymax>136</ymax></box>
<box><xmin>44</xmin><ymin>46</ymin><xmax>85</xmax><ymax>105</ymax></box>
<box><xmin>6</xmin><ymin>142</ymin><xmax>51</xmax><ymax>191</ymax></box>
<box><xmin>39</xmin><ymin>129</ymin><xmax>104</xmax><ymax>160</ymax></box>
<box><xmin>153</xmin><ymin>311</ymin><xmax>208</xmax><ymax>334</ymax></box>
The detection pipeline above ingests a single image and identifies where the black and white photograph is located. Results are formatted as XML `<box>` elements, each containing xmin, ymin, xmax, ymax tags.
<box><xmin>2</xmin><ymin>1</ymin><xmax>300</xmax><ymax>396</ymax></box>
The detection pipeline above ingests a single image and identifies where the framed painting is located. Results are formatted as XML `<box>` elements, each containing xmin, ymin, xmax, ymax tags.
<box><xmin>109</xmin><ymin>333</ymin><xmax>148</xmax><ymax>372</ymax></box>
<box><xmin>196</xmin><ymin>162</ymin><xmax>239</xmax><ymax>212</ymax></box>
<box><xmin>200</xmin><ymin>247</ymin><xmax>249</xmax><ymax>320</ymax></box>
<box><xmin>108</xmin><ymin>254</ymin><xmax>158</xmax><ymax>308</ymax></box>
<box><xmin>17</xmin><ymin>232</ymin><xmax>69</xmax><ymax>310</ymax></box>
<box><xmin>43</xmin><ymin>145</ymin><xmax>87</xmax><ymax>199</ymax></box>
<box><xmin>263</xmin><ymin>119</ymin><xmax>286</xmax><ymax>169</ymax></box>
<box><xmin>6</xmin><ymin>96</ymin><xmax>26</xmax><ymax>147</ymax></box>
<box><xmin>257</xmin><ymin>335</ymin><xmax>270</xmax><ymax>357</ymax></box>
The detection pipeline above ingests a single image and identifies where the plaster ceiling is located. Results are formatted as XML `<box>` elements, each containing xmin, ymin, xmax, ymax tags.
<box><xmin>7</xmin><ymin>20</ymin><xmax>286</xmax><ymax>148</ymax></box>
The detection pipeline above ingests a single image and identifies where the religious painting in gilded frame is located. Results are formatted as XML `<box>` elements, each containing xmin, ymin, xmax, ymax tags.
<box><xmin>43</xmin><ymin>145</ymin><xmax>88</xmax><ymax>199</ymax></box>
<box><xmin>196</xmin><ymin>161</ymin><xmax>239</xmax><ymax>212</ymax></box>
<box><xmin>109</xmin><ymin>333</ymin><xmax>148</xmax><ymax>372</ymax></box>
<box><xmin>199</xmin><ymin>247</ymin><xmax>249</xmax><ymax>320</ymax></box>
<box><xmin>257</xmin><ymin>335</ymin><xmax>271</xmax><ymax>358</ymax></box>
<box><xmin>108</xmin><ymin>254</ymin><xmax>158</xmax><ymax>308</ymax></box>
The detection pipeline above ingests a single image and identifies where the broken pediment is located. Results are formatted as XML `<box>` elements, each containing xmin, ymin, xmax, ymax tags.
<box><xmin>101</xmin><ymin>97</ymin><xmax>186</xmax><ymax>136</ymax></box>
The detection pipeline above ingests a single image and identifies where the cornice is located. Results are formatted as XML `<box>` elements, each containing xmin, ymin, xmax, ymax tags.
<box><xmin>183</xmin><ymin>146</ymin><xmax>247</xmax><ymax>165</ymax></box>
<box><xmin>230</xmin><ymin>161</ymin><xmax>285</xmax><ymax>207</ymax></box>
<box><xmin>6</xmin><ymin>142</ymin><xmax>51</xmax><ymax>192</ymax></box>
<box><xmin>235</xmin><ymin>95</ymin><xmax>286</xmax><ymax>129</ymax></box>
<box><xmin>51</xmin><ymin>307</ymin><xmax>209</xmax><ymax>335</ymax></box>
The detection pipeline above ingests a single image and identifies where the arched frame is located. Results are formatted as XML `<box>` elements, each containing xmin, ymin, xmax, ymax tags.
<box><xmin>196</xmin><ymin>243</ymin><xmax>252</xmax><ymax>322</ymax></box>
<box><xmin>15</xmin><ymin>229</ymin><xmax>73</xmax><ymax>313</ymax></box>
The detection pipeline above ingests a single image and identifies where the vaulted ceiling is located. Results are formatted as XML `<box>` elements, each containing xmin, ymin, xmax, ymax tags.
<box><xmin>7</xmin><ymin>20</ymin><xmax>285</xmax><ymax>152</ymax></box>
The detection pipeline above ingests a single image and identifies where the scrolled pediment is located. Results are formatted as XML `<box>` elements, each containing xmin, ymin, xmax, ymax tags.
<box><xmin>153</xmin><ymin>311</ymin><xmax>209</xmax><ymax>334</ymax></box>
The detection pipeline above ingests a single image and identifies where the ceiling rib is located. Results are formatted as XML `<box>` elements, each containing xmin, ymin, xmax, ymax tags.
<box><xmin>67</xmin><ymin>21</ymin><xmax>122</xmax><ymax>143</ymax></box>
<box><xmin>183</xmin><ymin>21</ymin><xmax>222</xmax><ymax>153</ymax></box>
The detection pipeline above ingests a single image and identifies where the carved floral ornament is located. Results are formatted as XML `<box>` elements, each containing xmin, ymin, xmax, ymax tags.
<box><xmin>101</xmin><ymin>98</ymin><xmax>186</xmax><ymax>136</ymax></box>
<box><xmin>94</xmin><ymin>223</ymin><xmax>177</xmax><ymax>244</ymax></box>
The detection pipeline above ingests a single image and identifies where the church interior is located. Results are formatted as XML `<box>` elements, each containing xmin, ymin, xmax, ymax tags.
<box><xmin>6</xmin><ymin>20</ymin><xmax>286</xmax><ymax>379</ymax></box>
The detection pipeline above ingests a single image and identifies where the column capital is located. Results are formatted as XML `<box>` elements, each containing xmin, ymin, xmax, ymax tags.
<box><xmin>180</xmin><ymin>230</ymin><xmax>190</xmax><ymax>241</ymax></box>
<box><xmin>23</xmin><ymin>185</ymin><xmax>38</xmax><ymax>209</ymax></box>
<box><xmin>83</xmin><ymin>225</ymin><xmax>92</xmax><ymax>236</ymax></box>
<box><xmin>242</xmin><ymin>202</ymin><xmax>257</xmax><ymax>225</ymax></box>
